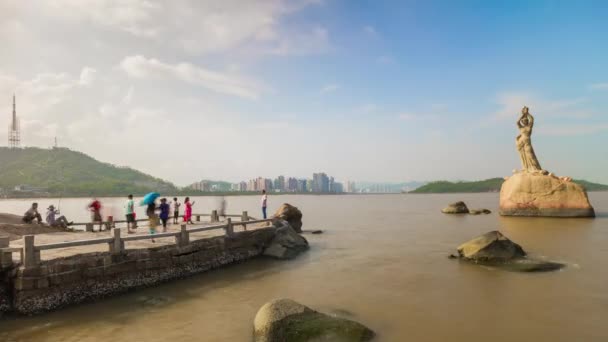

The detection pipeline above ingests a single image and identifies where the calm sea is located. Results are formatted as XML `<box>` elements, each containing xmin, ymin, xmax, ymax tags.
<box><xmin>1</xmin><ymin>193</ymin><xmax>607</xmax><ymax>341</ymax></box>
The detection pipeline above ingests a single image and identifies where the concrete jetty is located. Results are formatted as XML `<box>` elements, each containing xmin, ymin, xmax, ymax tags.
<box><xmin>0</xmin><ymin>212</ymin><xmax>294</xmax><ymax>315</ymax></box>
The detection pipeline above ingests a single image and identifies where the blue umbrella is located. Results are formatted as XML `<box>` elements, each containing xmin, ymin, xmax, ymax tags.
<box><xmin>140</xmin><ymin>192</ymin><xmax>160</xmax><ymax>206</ymax></box>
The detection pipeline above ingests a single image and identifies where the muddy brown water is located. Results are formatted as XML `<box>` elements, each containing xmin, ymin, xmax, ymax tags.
<box><xmin>1</xmin><ymin>193</ymin><xmax>607</xmax><ymax>342</ymax></box>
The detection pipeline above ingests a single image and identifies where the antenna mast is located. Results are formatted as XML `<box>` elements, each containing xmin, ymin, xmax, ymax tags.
<box><xmin>8</xmin><ymin>94</ymin><xmax>20</xmax><ymax>148</ymax></box>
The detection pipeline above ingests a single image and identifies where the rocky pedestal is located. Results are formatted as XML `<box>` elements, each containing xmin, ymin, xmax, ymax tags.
<box><xmin>499</xmin><ymin>172</ymin><xmax>595</xmax><ymax>217</ymax></box>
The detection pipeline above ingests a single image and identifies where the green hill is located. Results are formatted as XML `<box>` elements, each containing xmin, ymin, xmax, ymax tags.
<box><xmin>411</xmin><ymin>177</ymin><xmax>608</xmax><ymax>193</ymax></box>
<box><xmin>0</xmin><ymin>147</ymin><xmax>177</xmax><ymax>197</ymax></box>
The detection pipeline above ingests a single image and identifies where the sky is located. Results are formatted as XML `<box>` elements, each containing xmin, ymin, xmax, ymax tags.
<box><xmin>1</xmin><ymin>0</ymin><xmax>607</xmax><ymax>185</ymax></box>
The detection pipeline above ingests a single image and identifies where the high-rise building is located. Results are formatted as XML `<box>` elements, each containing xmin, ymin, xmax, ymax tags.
<box><xmin>345</xmin><ymin>181</ymin><xmax>357</xmax><ymax>193</ymax></box>
<box><xmin>313</xmin><ymin>173</ymin><xmax>330</xmax><ymax>193</ymax></box>
<box><xmin>274</xmin><ymin>176</ymin><xmax>285</xmax><ymax>191</ymax></box>
<box><xmin>8</xmin><ymin>95</ymin><xmax>20</xmax><ymax>149</ymax></box>
<box><xmin>287</xmin><ymin>177</ymin><xmax>298</xmax><ymax>192</ymax></box>
<box><xmin>239</xmin><ymin>181</ymin><xmax>247</xmax><ymax>191</ymax></box>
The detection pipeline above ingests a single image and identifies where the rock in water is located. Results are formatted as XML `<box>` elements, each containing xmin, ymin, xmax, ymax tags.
<box><xmin>457</xmin><ymin>231</ymin><xmax>526</xmax><ymax>261</ymax></box>
<box><xmin>441</xmin><ymin>201</ymin><xmax>469</xmax><ymax>214</ymax></box>
<box><xmin>499</xmin><ymin>172</ymin><xmax>595</xmax><ymax>217</ymax></box>
<box><xmin>455</xmin><ymin>231</ymin><xmax>565</xmax><ymax>272</ymax></box>
<box><xmin>469</xmin><ymin>209</ymin><xmax>492</xmax><ymax>215</ymax></box>
<box><xmin>273</xmin><ymin>203</ymin><xmax>304</xmax><ymax>233</ymax></box>
<box><xmin>254</xmin><ymin>299</ymin><xmax>375</xmax><ymax>342</ymax></box>
<box><xmin>263</xmin><ymin>224</ymin><xmax>309</xmax><ymax>260</ymax></box>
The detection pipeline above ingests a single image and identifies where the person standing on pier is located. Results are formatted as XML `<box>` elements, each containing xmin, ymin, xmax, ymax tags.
<box><xmin>125</xmin><ymin>194</ymin><xmax>136</xmax><ymax>234</ymax></box>
<box><xmin>88</xmin><ymin>198</ymin><xmax>103</xmax><ymax>231</ymax></box>
<box><xmin>261</xmin><ymin>190</ymin><xmax>268</xmax><ymax>219</ymax></box>
<box><xmin>147</xmin><ymin>200</ymin><xmax>158</xmax><ymax>242</ymax></box>
<box><xmin>172</xmin><ymin>197</ymin><xmax>181</xmax><ymax>224</ymax></box>
<box><xmin>183</xmin><ymin>197</ymin><xmax>195</xmax><ymax>224</ymax></box>
<box><xmin>159</xmin><ymin>198</ymin><xmax>170</xmax><ymax>232</ymax></box>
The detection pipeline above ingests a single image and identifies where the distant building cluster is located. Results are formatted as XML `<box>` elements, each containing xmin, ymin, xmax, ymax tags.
<box><xmin>189</xmin><ymin>173</ymin><xmax>358</xmax><ymax>194</ymax></box>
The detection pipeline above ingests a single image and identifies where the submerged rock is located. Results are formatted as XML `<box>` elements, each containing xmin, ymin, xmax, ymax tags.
<box><xmin>254</xmin><ymin>299</ymin><xmax>375</xmax><ymax>342</ymax></box>
<box><xmin>272</xmin><ymin>203</ymin><xmax>304</xmax><ymax>233</ymax></box>
<box><xmin>469</xmin><ymin>209</ymin><xmax>492</xmax><ymax>215</ymax></box>
<box><xmin>441</xmin><ymin>201</ymin><xmax>469</xmax><ymax>214</ymax></box>
<box><xmin>455</xmin><ymin>231</ymin><xmax>565</xmax><ymax>272</ymax></box>
<box><xmin>263</xmin><ymin>223</ymin><xmax>309</xmax><ymax>260</ymax></box>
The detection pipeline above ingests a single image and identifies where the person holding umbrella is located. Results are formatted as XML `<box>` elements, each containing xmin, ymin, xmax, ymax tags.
<box><xmin>141</xmin><ymin>192</ymin><xmax>160</xmax><ymax>242</ymax></box>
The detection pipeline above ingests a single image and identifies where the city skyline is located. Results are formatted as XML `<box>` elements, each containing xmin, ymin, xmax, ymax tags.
<box><xmin>1</xmin><ymin>1</ymin><xmax>607</xmax><ymax>184</ymax></box>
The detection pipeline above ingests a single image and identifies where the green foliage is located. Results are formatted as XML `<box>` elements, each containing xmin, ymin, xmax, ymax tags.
<box><xmin>411</xmin><ymin>178</ymin><xmax>505</xmax><ymax>193</ymax></box>
<box><xmin>573</xmin><ymin>179</ymin><xmax>608</xmax><ymax>191</ymax></box>
<box><xmin>0</xmin><ymin>147</ymin><xmax>178</xmax><ymax>196</ymax></box>
<box><xmin>411</xmin><ymin>177</ymin><xmax>608</xmax><ymax>193</ymax></box>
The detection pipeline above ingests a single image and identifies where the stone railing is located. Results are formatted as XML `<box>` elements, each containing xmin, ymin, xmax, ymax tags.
<box><xmin>1</xmin><ymin>213</ymin><xmax>272</xmax><ymax>269</ymax></box>
<box><xmin>68</xmin><ymin>210</ymin><xmax>254</xmax><ymax>232</ymax></box>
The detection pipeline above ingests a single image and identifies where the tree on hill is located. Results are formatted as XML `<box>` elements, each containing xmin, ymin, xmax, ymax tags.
<box><xmin>0</xmin><ymin>147</ymin><xmax>177</xmax><ymax>197</ymax></box>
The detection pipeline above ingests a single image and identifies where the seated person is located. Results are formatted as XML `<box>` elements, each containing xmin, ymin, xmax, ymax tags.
<box><xmin>23</xmin><ymin>202</ymin><xmax>43</xmax><ymax>224</ymax></box>
<box><xmin>46</xmin><ymin>205</ymin><xmax>72</xmax><ymax>228</ymax></box>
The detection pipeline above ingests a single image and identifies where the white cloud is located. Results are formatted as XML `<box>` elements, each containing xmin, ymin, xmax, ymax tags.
<box><xmin>539</xmin><ymin>123</ymin><xmax>608</xmax><ymax>136</ymax></box>
<box><xmin>79</xmin><ymin>67</ymin><xmax>97</xmax><ymax>86</ymax></box>
<box><xmin>321</xmin><ymin>83</ymin><xmax>340</xmax><ymax>93</ymax></box>
<box><xmin>589</xmin><ymin>83</ymin><xmax>608</xmax><ymax>90</ymax></box>
<box><xmin>376</xmin><ymin>55</ymin><xmax>394</xmax><ymax>65</ymax></box>
<box><xmin>120</xmin><ymin>55</ymin><xmax>261</xmax><ymax>100</ymax></box>
<box><xmin>363</xmin><ymin>25</ymin><xmax>377</xmax><ymax>35</ymax></box>
<box><xmin>494</xmin><ymin>92</ymin><xmax>589</xmax><ymax>120</ymax></box>
<box><xmin>42</xmin><ymin>0</ymin><xmax>326</xmax><ymax>56</ymax></box>
<box><xmin>269</xmin><ymin>26</ymin><xmax>330</xmax><ymax>56</ymax></box>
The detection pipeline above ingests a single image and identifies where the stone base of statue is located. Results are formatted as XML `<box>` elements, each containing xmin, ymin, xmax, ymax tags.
<box><xmin>499</xmin><ymin>171</ymin><xmax>595</xmax><ymax>217</ymax></box>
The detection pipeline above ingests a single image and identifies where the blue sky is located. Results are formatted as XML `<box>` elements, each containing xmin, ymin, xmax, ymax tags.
<box><xmin>1</xmin><ymin>1</ymin><xmax>607</xmax><ymax>184</ymax></box>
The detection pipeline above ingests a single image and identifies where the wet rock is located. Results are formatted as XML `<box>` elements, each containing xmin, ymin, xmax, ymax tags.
<box><xmin>469</xmin><ymin>209</ymin><xmax>492</xmax><ymax>215</ymax></box>
<box><xmin>441</xmin><ymin>201</ymin><xmax>469</xmax><ymax>214</ymax></box>
<box><xmin>457</xmin><ymin>230</ymin><xmax>526</xmax><ymax>261</ymax></box>
<box><xmin>254</xmin><ymin>299</ymin><xmax>375</xmax><ymax>342</ymax></box>
<box><xmin>272</xmin><ymin>203</ymin><xmax>303</xmax><ymax>233</ymax></box>
<box><xmin>455</xmin><ymin>231</ymin><xmax>565</xmax><ymax>272</ymax></box>
<box><xmin>263</xmin><ymin>224</ymin><xmax>309</xmax><ymax>260</ymax></box>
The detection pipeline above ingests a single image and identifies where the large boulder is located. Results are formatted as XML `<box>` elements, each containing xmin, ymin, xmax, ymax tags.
<box><xmin>441</xmin><ymin>201</ymin><xmax>469</xmax><ymax>214</ymax></box>
<box><xmin>499</xmin><ymin>172</ymin><xmax>595</xmax><ymax>217</ymax></box>
<box><xmin>272</xmin><ymin>203</ymin><xmax>303</xmax><ymax>233</ymax></box>
<box><xmin>455</xmin><ymin>231</ymin><xmax>564</xmax><ymax>272</ymax></box>
<box><xmin>254</xmin><ymin>299</ymin><xmax>375</xmax><ymax>342</ymax></box>
<box><xmin>263</xmin><ymin>223</ymin><xmax>309</xmax><ymax>260</ymax></box>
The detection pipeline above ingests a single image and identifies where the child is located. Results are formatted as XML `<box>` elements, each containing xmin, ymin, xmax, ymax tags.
<box><xmin>159</xmin><ymin>198</ymin><xmax>170</xmax><ymax>232</ymax></box>
<box><xmin>173</xmin><ymin>197</ymin><xmax>181</xmax><ymax>224</ymax></box>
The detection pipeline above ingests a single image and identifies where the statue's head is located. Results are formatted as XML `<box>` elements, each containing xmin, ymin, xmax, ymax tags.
<box><xmin>521</xmin><ymin>106</ymin><xmax>529</xmax><ymax>115</ymax></box>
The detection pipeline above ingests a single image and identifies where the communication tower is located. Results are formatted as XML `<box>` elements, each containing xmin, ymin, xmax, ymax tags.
<box><xmin>8</xmin><ymin>94</ymin><xmax>20</xmax><ymax>148</ymax></box>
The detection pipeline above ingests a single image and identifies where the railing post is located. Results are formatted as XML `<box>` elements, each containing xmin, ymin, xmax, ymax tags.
<box><xmin>196</xmin><ymin>215</ymin><xmax>200</xmax><ymax>222</ymax></box>
<box><xmin>225</xmin><ymin>218</ymin><xmax>234</xmax><ymax>237</ymax></box>
<box><xmin>211</xmin><ymin>210</ymin><xmax>218</xmax><ymax>222</ymax></box>
<box><xmin>110</xmin><ymin>228</ymin><xmax>124</xmax><ymax>254</ymax></box>
<box><xmin>85</xmin><ymin>223</ymin><xmax>93</xmax><ymax>232</ymax></box>
<box><xmin>0</xmin><ymin>236</ymin><xmax>12</xmax><ymax>267</ymax></box>
<box><xmin>23</xmin><ymin>235</ymin><xmax>40</xmax><ymax>268</ymax></box>
<box><xmin>176</xmin><ymin>224</ymin><xmax>189</xmax><ymax>247</ymax></box>
<box><xmin>241</xmin><ymin>211</ymin><xmax>248</xmax><ymax>231</ymax></box>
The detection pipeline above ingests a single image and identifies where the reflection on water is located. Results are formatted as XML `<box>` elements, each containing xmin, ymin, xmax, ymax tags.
<box><xmin>1</xmin><ymin>193</ymin><xmax>607</xmax><ymax>342</ymax></box>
